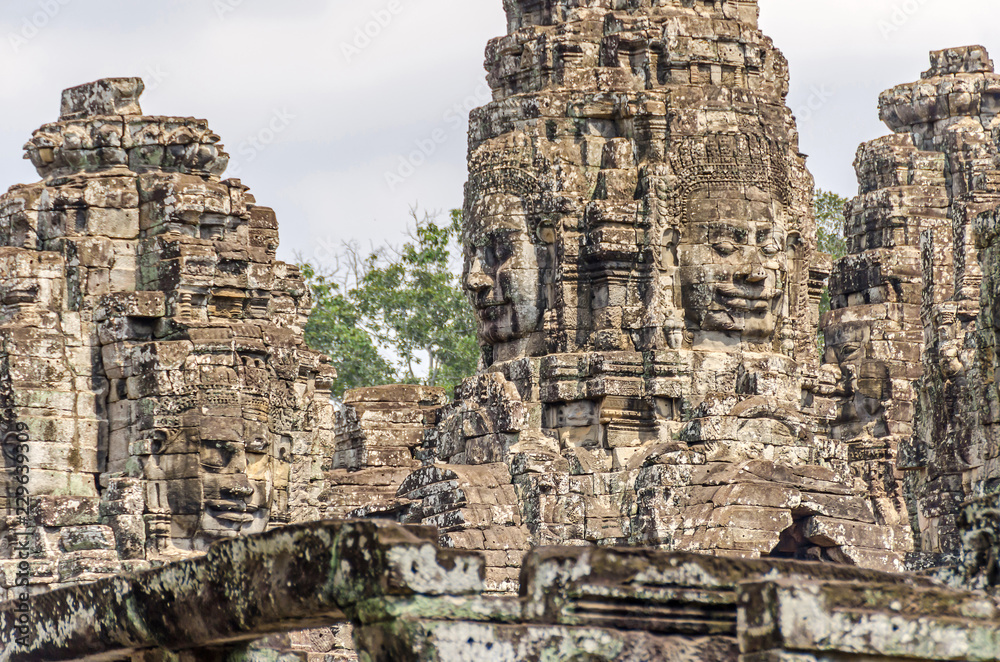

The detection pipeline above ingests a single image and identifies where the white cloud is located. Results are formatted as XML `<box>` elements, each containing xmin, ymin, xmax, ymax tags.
<box><xmin>759</xmin><ymin>0</ymin><xmax>1000</xmax><ymax>196</ymax></box>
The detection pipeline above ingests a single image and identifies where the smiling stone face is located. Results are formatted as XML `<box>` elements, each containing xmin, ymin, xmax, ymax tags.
<box><xmin>463</xmin><ymin>192</ymin><xmax>542</xmax><ymax>347</ymax></box>
<box><xmin>677</xmin><ymin>186</ymin><xmax>787</xmax><ymax>342</ymax></box>
<box><xmin>823</xmin><ymin>320</ymin><xmax>891</xmax><ymax>439</ymax></box>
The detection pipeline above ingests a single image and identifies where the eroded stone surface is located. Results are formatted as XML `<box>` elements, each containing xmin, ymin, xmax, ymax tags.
<box><xmin>0</xmin><ymin>78</ymin><xmax>337</xmax><ymax>596</ymax></box>
<box><xmin>0</xmin><ymin>519</ymin><xmax>483</xmax><ymax>661</ymax></box>
<box><xmin>356</xmin><ymin>0</ymin><xmax>908</xmax><ymax>590</ymax></box>
<box><xmin>831</xmin><ymin>46</ymin><xmax>1000</xmax><ymax>567</ymax></box>
<box><xmin>2</xmin><ymin>10</ymin><xmax>1000</xmax><ymax>662</ymax></box>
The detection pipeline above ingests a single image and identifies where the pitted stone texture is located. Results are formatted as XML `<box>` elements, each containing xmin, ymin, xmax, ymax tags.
<box><xmin>60</xmin><ymin>78</ymin><xmax>145</xmax><ymax>120</ymax></box>
<box><xmin>0</xmin><ymin>79</ymin><xmax>337</xmax><ymax>607</ymax></box>
<box><xmin>823</xmin><ymin>45</ymin><xmax>1000</xmax><ymax>577</ymax></box>
<box><xmin>3</xmin><ymin>523</ymin><xmax>994</xmax><ymax>662</ymax></box>
<box><xmin>0</xmin><ymin>520</ymin><xmax>483</xmax><ymax>662</ymax></box>
<box><xmin>924</xmin><ymin>45</ymin><xmax>995</xmax><ymax>77</ymax></box>
<box><xmin>368</xmin><ymin>0</ymin><xmax>904</xmax><ymax>584</ymax></box>
<box><xmin>865</xmin><ymin>46</ymin><xmax>1000</xmax><ymax>565</ymax></box>
<box><xmin>352</xmin><ymin>544</ymin><xmax>986</xmax><ymax>662</ymax></box>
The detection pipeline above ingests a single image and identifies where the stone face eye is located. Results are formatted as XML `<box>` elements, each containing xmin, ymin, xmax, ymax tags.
<box><xmin>483</xmin><ymin>245</ymin><xmax>499</xmax><ymax>268</ymax></box>
<box><xmin>494</xmin><ymin>241</ymin><xmax>514</xmax><ymax>264</ymax></box>
<box><xmin>713</xmin><ymin>241</ymin><xmax>737</xmax><ymax>256</ymax></box>
<box><xmin>840</xmin><ymin>344</ymin><xmax>862</xmax><ymax>360</ymax></box>
<box><xmin>760</xmin><ymin>243</ymin><xmax>780</xmax><ymax>256</ymax></box>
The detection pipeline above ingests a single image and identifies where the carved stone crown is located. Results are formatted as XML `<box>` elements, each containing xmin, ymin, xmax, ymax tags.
<box><xmin>467</xmin><ymin>133</ymin><xmax>539</xmax><ymax>200</ymax></box>
<box><xmin>670</xmin><ymin>132</ymin><xmax>790</xmax><ymax>208</ymax></box>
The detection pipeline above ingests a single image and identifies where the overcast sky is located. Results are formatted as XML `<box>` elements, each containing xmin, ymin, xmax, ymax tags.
<box><xmin>0</xmin><ymin>0</ymin><xmax>996</xmax><ymax>268</ymax></box>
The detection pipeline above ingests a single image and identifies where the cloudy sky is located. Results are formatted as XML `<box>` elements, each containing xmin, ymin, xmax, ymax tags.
<box><xmin>0</xmin><ymin>0</ymin><xmax>996</xmax><ymax>268</ymax></box>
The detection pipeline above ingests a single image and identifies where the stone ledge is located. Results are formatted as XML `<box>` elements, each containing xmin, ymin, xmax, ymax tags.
<box><xmin>0</xmin><ymin>519</ymin><xmax>483</xmax><ymax>662</ymax></box>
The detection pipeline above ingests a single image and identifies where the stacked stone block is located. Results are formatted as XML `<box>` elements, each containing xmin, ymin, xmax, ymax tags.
<box><xmin>864</xmin><ymin>47</ymin><xmax>1000</xmax><ymax>564</ymax></box>
<box><xmin>9</xmin><ymin>519</ymin><xmax>998</xmax><ymax>662</ymax></box>
<box><xmin>373</xmin><ymin>0</ymin><xmax>906</xmax><ymax>587</ymax></box>
<box><xmin>820</xmin><ymin>130</ymin><xmax>948</xmax><ymax>563</ymax></box>
<box><xmin>318</xmin><ymin>385</ymin><xmax>447</xmax><ymax>521</ymax></box>
<box><xmin>0</xmin><ymin>78</ymin><xmax>337</xmax><ymax>602</ymax></box>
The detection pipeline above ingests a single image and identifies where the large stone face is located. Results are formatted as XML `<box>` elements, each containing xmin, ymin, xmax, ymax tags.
<box><xmin>0</xmin><ymin>78</ymin><xmax>337</xmax><ymax>597</ymax></box>
<box><xmin>363</xmin><ymin>0</ymin><xmax>910</xmax><ymax>590</ymax></box>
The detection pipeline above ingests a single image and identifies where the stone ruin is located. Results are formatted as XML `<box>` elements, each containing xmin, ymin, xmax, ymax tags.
<box><xmin>1</xmin><ymin>1</ymin><xmax>1000</xmax><ymax>661</ymax></box>
<box><xmin>0</xmin><ymin>75</ymin><xmax>340</xmax><ymax>574</ymax></box>
<box><xmin>377</xmin><ymin>0</ymin><xmax>908</xmax><ymax>586</ymax></box>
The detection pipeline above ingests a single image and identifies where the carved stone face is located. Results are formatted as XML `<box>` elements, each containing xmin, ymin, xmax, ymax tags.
<box><xmin>197</xmin><ymin>412</ymin><xmax>258</xmax><ymax>541</ymax></box>
<box><xmin>163</xmin><ymin>357</ymin><xmax>283</xmax><ymax>548</ymax></box>
<box><xmin>677</xmin><ymin>186</ymin><xmax>787</xmax><ymax>341</ymax></box>
<box><xmin>464</xmin><ymin>192</ymin><xmax>541</xmax><ymax>346</ymax></box>
<box><xmin>823</xmin><ymin>321</ymin><xmax>890</xmax><ymax>438</ymax></box>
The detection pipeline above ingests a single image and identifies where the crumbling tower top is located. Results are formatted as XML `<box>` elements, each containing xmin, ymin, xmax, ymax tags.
<box><xmin>60</xmin><ymin>77</ymin><xmax>145</xmax><ymax>120</ymax></box>
<box><xmin>503</xmin><ymin>0</ymin><xmax>760</xmax><ymax>30</ymax></box>
<box><xmin>25</xmin><ymin>77</ymin><xmax>227</xmax><ymax>179</ymax></box>
<box><xmin>923</xmin><ymin>45</ymin><xmax>994</xmax><ymax>78</ymax></box>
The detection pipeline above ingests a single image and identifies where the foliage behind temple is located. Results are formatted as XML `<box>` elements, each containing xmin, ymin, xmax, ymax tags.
<box><xmin>302</xmin><ymin>209</ymin><xmax>478</xmax><ymax>398</ymax></box>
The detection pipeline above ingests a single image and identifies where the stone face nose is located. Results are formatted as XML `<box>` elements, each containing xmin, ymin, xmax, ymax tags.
<box><xmin>60</xmin><ymin>77</ymin><xmax>145</xmax><ymax>120</ymax></box>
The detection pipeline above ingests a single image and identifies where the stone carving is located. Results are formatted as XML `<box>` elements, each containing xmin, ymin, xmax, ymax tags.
<box><xmin>6</xmin><ymin>521</ymin><xmax>997</xmax><ymax>662</ymax></box>
<box><xmin>0</xmin><ymin>79</ymin><xmax>337</xmax><ymax>600</ymax></box>
<box><xmin>834</xmin><ymin>46</ymin><xmax>1000</xmax><ymax>564</ymax></box>
<box><xmin>464</xmin><ymin>133</ymin><xmax>549</xmax><ymax>359</ymax></box>
<box><xmin>4</xmin><ymin>9</ymin><xmax>1000</xmax><ymax>662</ymax></box>
<box><xmin>671</xmin><ymin>133</ymin><xmax>791</xmax><ymax>345</ymax></box>
<box><xmin>952</xmin><ymin>493</ymin><xmax>1000</xmax><ymax>594</ymax></box>
<box><xmin>372</xmin><ymin>0</ymin><xmax>908</xmax><ymax>589</ymax></box>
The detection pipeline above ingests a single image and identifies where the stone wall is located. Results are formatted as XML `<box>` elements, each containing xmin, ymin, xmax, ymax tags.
<box><xmin>824</xmin><ymin>46</ymin><xmax>1000</xmax><ymax>565</ymax></box>
<box><xmin>0</xmin><ymin>78</ymin><xmax>337</xmax><ymax>600</ymax></box>
<box><xmin>318</xmin><ymin>385</ymin><xmax>447</xmax><ymax>521</ymax></box>
<box><xmin>5</xmin><ymin>519</ymin><xmax>997</xmax><ymax>662</ymax></box>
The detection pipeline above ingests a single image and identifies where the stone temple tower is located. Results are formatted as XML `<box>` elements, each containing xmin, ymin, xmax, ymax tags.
<box><xmin>375</xmin><ymin>0</ymin><xmax>910</xmax><ymax>592</ymax></box>
<box><xmin>0</xmin><ymin>79</ymin><xmax>337</xmax><ymax>596</ymax></box>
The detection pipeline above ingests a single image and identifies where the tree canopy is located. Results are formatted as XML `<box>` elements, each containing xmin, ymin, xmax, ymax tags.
<box><xmin>814</xmin><ymin>189</ymin><xmax>849</xmax><ymax>350</ymax></box>
<box><xmin>300</xmin><ymin>209</ymin><xmax>478</xmax><ymax>399</ymax></box>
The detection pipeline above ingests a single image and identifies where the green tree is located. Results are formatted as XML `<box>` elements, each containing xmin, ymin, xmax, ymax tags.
<box><xmin>816</xmin><ymin>189</ymin><xmax>848</xmax><ymax>262</ymax></box>
<box><xmin>353</xmin><ymin>209</ymin><xmax>478</xmax><ymax>390</ymax></box>
<box><xmin>300</xmin><ymin>263</ymin><xmax>395</xmax><ymax>397</ymax></box>
<box><xmin>300</xmin><ymin>209</ymin><xmax>478</xmax><ymax>398</ymax></box>
<box><xmin>814</xmin><ymin>189</ymin><xmax>849</xmax><ymax>352</ymax></box>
